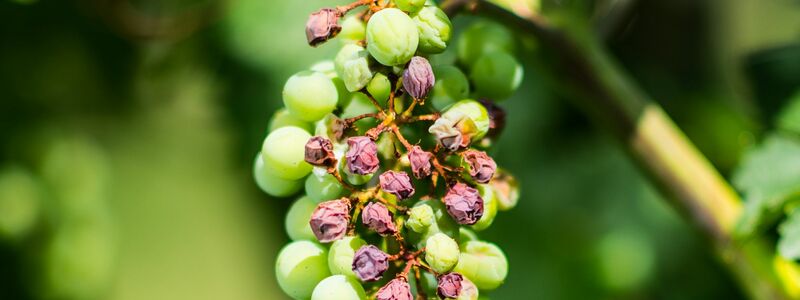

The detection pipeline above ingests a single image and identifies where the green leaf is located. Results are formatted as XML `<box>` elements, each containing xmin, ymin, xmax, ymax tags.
<box><xmin>778</xmin><ymin>208</ymin><xmax>800</xmax><ymax>260</ymax></box>
<box><xmin>778</xmin><ymin>90</ymin><xmax>800</xmax><ymax>135</ymax></box>
<box><xmin>733</xmin><ymin>134</ymin><xmax>800</xmax><ymax>237</ymax></box>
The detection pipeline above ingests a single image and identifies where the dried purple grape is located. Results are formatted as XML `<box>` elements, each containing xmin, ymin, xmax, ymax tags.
<box><xmin>379</xmin><ymin>171</ymin><xmax>415</xmax><ymax>200</ymax></box>
<box><xmin>407</xmin><ymin>145</ymin><xmax>433</xmax><ymax>178</ymax></box>
<box><xmin>443</xmin><ymin>183</ymin><xmax>484</xmax><ymax>225</ymax></box>
<box><xmin>306</xmin><ymin>8</ymin><xmax>341</xmax><ymax>47</ymax></box>
<box><xmin>352</xmin><ymin>245</ymin><xmax>389</xmax><ymax>282</ymax></box>
<box><xmin>346</xmin><ymin>136</ymin><xmax>380</xmax><ymax>175</ymax></box>
<box><xmin>402</xmin><ymin>56</ymin><xmax>435</xmax><ymax>99</ymax></box>
<box><xmin>462</xmin><ymin>150</ymin><xmax>496</xmax><ymax>183</ymax></box>
<box><xmin>362</xmin><ymin>202</ymin><xmax>397</xmax><ymax>235</ymax></box>
<box><xmin>309</xmin><ymin>198</ymin><xmax>350</xmax><ymax>243</ymax></box>
<box><xmin>437</xmin><ymin>273</ymin><xmax>464</xmax><ymax>299</ymax></box>
<box><xmin>375</xmin><ymin>277</ymin><xmax>413</xmax><ymax>300</ymax></box>
<box><xmin>304</xmin><ymin>136</ymin><xmax>336</xmax><ymax>167</ymax></box>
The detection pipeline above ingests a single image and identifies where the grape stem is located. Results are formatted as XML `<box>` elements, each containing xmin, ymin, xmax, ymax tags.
<box><xmin>439</xmin><ymin>0</ymin><xmax>800</xmax><ymax>298</ymax></box>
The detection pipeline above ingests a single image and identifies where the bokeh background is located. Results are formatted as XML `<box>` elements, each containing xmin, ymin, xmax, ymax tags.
<box><xmin>1</xmin><ymin>0</ymin><xmax>799</xmax><ymax>299</ymax></box>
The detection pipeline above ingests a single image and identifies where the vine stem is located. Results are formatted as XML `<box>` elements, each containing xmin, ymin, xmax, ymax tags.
<box><xmin>439</xmin><ymin>0</ymin><xmax>800</xmax><ymax>299</ymax></box>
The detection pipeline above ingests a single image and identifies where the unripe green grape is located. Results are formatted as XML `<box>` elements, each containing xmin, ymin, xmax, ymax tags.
<box><xmin>453</xmin><ymin>241</ymin><xmax>508</xmax><ymax>290</ymax></box>
<box><xmin>444</xmin><ymin>99</ymin><xmax>490</xmax><ymax>140</ymax></box>
<box><xmin>407</xmin><ymin>199</ymin><xmax>459</xmax><ymax>248</ymax></box>
<box><xmin>457</xmin><ymin>21</ymin><xmax>515</xmax><ymax>66</ymax></box>
<box><xmin>328</xmin><ymin>236</ymin><xmax>367</xmax><ymax>278</ymax></box>
<box><xmin>367</xmin><ymin>73</ymin><xmax>391</xmax><ymax>103</ymax></box>
<box><xmin>470</xmin><ymin>52</ymin><xmax>523</xmax><ymax>100</ymax></box>
<box><xmin>412</xmin><ymin>6</ymin><xmax>452</xmax><ymax>54</ymax></box>
<box><xmin>305</xmin><ymin>173</ymin><xmax>345</xmax><ymax>203</ymax></box>
<box><xmin>276</xmin><ymin>241</ymin><xmax>332</xmax><ymax>300</ymax></box>
<box><xmin>261</xmin><ymin>126</ymin><xmax>313</xmax><ymax>180</ymax></box>
<box><xmin>269</xmin><ymin>108</ymin><xmax>313</xmax><ymax>134</ymax></box>
<box><xmin>430</xmin><ymin>65</ymin><xmax>469</xmax><ymax>111</ymax></box>
<box><xmin>406</xmin><ymin>204</ymin><xmax>435</xmax><ymax>233</ymax></box>
<box><xmin>339</xmin><ymin>15</ymin><xmax>366</xmax><ymax>43</ymax></box>
<box><xmin>285</xmin><ymin>196</ymin><xmax>317</xmax><ymax>240</ymax></box>
<box><xmin>366</xmin><ymin>8</ymin><xmax>419</xmax><ymax>66</ymax></box>
<box><xmin>311</xmin><ymin>60</ymin><xmax>351</xmax><ymax>108</ymax></box>
<box><xmin>471</xmin><ymin>185</ymin><xmax>497</xmax><ymax>231</ymax></box>
<box><xmin>253</xmin><ymin>154</ymin><xmax>303</xmax><ymax>197</ymax></box>
<box><xmin>0</xmin><ymin>166</ymin><xmax>42</xmax><ymax>241</ymax></box>
<box><xmin>283</xmin><ymin>71</ymin><xmax>339</xmax><ymax>122</ymax></box>
<box><xmin>395</xmin><ymin>0</ymin><xmax>425</xmax><ymax>13</ymax></box>
<box><xmin>424</xmin><ymin>233</ymin><xmax>460</xmax><ymax>273</ymax></box>
<box><xmin>492</xmin><ymin>168</ymin><xmax>519</xmax><ymax>211</ymax></box>
<box><xmin>311</xmin><ymin>275</ymin><xmax>367</xmax><ymax>300</ymax></box>
<box><xmin>335</xmin><ymin>44</ymin><xmax>375</xmax><ymax>92</ymax></box>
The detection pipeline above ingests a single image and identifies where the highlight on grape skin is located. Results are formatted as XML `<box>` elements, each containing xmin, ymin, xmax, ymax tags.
<box><xmin>253</xmin><ymin>1</ymin><xmax>524</xmax><ymax>299</ymax></box>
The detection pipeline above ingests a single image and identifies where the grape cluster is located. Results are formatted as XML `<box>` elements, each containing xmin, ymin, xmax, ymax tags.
<box><xmin>253</xmin><ymin>1</ymin><xmax>523</xmax><ymax>299</ymax></box>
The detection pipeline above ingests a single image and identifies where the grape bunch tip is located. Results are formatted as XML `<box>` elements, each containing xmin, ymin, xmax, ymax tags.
<box><xmin>254</xmin><ymin>1</ymin><xmax>524</xmax><ymax>299</ymax></box>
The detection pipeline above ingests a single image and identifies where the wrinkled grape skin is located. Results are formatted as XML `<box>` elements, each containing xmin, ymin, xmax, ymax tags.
<box><xmin>335</xmin><ymin>44</ymin><xmax>374</xmax><ymax>92</ymax></box>
<box><xmin>285</xmin><ymin>196</ymin><xmax>317</xmax><ymax>241</ymax></box>
<box><xmin>275</xmin><ymin>241</ymin><xmax>331</xmax><ymax>300</ymax></box>
<box><xmin>453</xmin><ymin>241</ymin><xmax>508</xmax><ymax>290</ymax></box>
<box><xmin>311</xmin><ymin>275</ymin><xmax>367</xmax><ymax>300</ymax></box>
<box><xmin>261</xmin><ymin>126</ymin><xmax>313</xmax><ymax>180</ymax></box>
<box><xmin>456</xmin><ymin>21</ymin><xmax>514</xmax><ymax>66</ymax></box>
<box><xmin>366</xmin><ymin>8</ymin><xmax>419</xmax><ymax>66</ymax></box>
<box><xmin>470</xmin><ymin>52</ymin><xmax>523</xmax><ymax>100</ymax></box>
<box><xmin>328</xmin><ymin>236</ymin><xmax>367</xmax><ymax>278</ymax></box>
<box><xmin>412</xmin><ymin>6</ymin><xmax>452</xmax><ymax>54</ymax></box>
<box><xmin>283</xmin><ymin>71</ymin><xmax>339</xmax><ymax>122</ymax></box>
<box><xmin>305</xmin><ymin>173</ymin><xmax>345</xmax><ymax>204</ymax></box>
<box><xmin>253</xmin><ymin>154</ymin><xmax>303</xmax><ymax>197</ymax></box>
<box><xmin>445</xmin><ymin>99</ymin><xmax>491</xmax><ymax>140</ymax></box>
<box><xmin>430</xmin><ymin>65</ymin><xmax>469</xmax><ymax>111</ymax></box>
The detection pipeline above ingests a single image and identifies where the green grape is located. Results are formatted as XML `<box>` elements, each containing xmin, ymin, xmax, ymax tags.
<box><xmin>424</xmin><ymin>232</ymin><xmax>460</xmax><ymax>273</ymax></box>
<box><xmin>367</xmin><ymin>73</ymin><xmax>391</xmax><ymax>103</ymax></box>
<box><xmin>311</xmin><ymin>275</ymin><xmax>367</xmax><ymax>300</ymax></box>
<box><xmin>406</xmin><ymin>204</ymin><xmax>435</xmax><ymax>233</ymax></box>
<box><xmin>471</xmin><ymin>185</ymin><xmax>497</xmax><ymax>231</ymax></box>
<box><xmin>491</xmin><ymin>168</ymin><xmax>519</xmax><ymax>211</ymax></box>
<box><xmin>366</xmin><ymin>8</ymin><xmax>419</xmax><ymax>66</ymax></box>
<box><xmin>335</xmin><ymin>44</ymin><xmax>374</xmax><ymax>92</ymax></box>
<box><xmin>412</xmin><ymin>6</ymin><xmax>452</xmax><ymax>54</ymax></box>
<box><xmin>40</xmin><ymin>221</ymin><xmax>114</xmax><ymax>300</ymax></box>
<box><xmin>430</xmin><ymin>65</ymin><xmax>469</xmax><ymax>111</ymax></box>
<box><xmin>0</xmin><ymin>166</ymin><xmax>42</xmax><ymax>241</ymax></box>
<box><xmin>470</xmin><ymin>52</ymin><xmax>523</xmax><ymax>100</ymax></box>
<box><xmin>310</xmin><ymin>60</ymin><xmax>351</xmax><ymax>108</ymax></box>
<box><xmin>285</xmin><ymin>196</ymin><xmax>317</xmax><ymax>240</ymax></box>
<box><xmin>328</xmin><ymin>236</ymin><xmax>367</xmax><ymax>278</ymax></box>
<box><xmin>283</xmin><ymin>71</ymin><xmax>339</xmax><ymax>122</ymax></box>
<box><xmin>261</xmin><ymin>126</ymin><xmax>313</xmax><ymax>180</ymax></box>
<box><xmin>305</xmin><ymin>173</ymin><xmax>345</xmax><ymax>203</ymax></box>
<box><xmin>253</xmin><ymin>154</ymin><xmax>303</xmax><ymax>197</ymax></box>
<box><xmin>444</xmin><ymin>99</ymin><xmax>490</xmax><ymax>140</ymax></box>
<box><xmin>407</xmin><ymin>199</ymin><xmax>459</xmax><ymax>249</ymax></box>
<box><xmin>339</xmin><ymin>15</ymin><xmax>366</xmax><ymax>43</ymax></box>
<box><xmin>276</xmin><ymin>240</ymin><xmax>332</xmax><ymax>300</ymax></box>
<box><xmin>395</xmin><ymin>0</ymin><xmax>425</xmax><ymax>13</ymax></box>
<box><xmin>456</xmin><ymin>21</ymin><xmax>515</xmax><ymax>67</ymax></box>
<box><xmin>453</xmin><ymin>241</ymin><xmax>508</xmax><ymax>290</ymax></box>
<box><xmin>269</xmin><ymin>108</ymin><xmax>313</xmax><ymax>133</ymax></box>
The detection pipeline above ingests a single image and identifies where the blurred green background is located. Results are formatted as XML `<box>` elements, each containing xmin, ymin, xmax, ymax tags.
<box><xmin>0</xmin><ymin>0</ymin><xmax>799</xmax><ymax>299</ymax></box>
